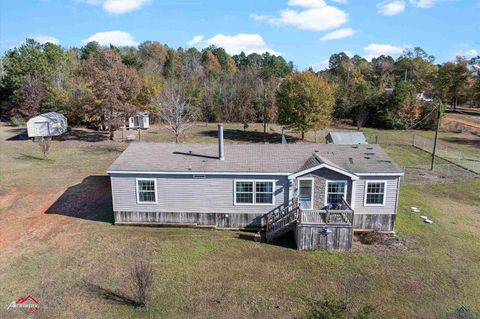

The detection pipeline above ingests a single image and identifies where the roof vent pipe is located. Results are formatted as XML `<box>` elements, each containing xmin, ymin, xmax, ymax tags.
<box><xmin>218</xmin><ymin>124</ymin><xmax>225</xmax><ymax>161</ymax></box>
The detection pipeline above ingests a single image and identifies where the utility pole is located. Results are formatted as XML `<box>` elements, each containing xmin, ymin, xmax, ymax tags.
<box><xmin>263</xmin><ymin>79</ymin><xmax>267</xmax><ymax>143</ymax></box>
<box><xmin>430</xmin><ymin>100</ymin><xmax>442</xmax><ymax>171</ymax></box>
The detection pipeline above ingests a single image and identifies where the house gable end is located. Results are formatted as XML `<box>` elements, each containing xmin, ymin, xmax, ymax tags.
<box><xmin>288</xmin><ymin>163</ymin><xmax>358</xmax><ymax>180</ymax></box>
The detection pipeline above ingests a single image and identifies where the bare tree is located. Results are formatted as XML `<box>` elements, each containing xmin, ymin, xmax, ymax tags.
<box><xmin>38</xmin><ymin>137</ymin><xmax>51</xmax><ymax>158</ymax></box>
<box><xmin>352</xmin><ymin>105</ymin><xmax>369</xmax><ymax>130</ymax></box>
<box><xmin>130</xmin><ymin>260</ymin><xmax>154</xmax><ymax>307</ymax></box>
<box><xmin>158</xmin><ymin>84</ymin><xmax>197</xmax><ymax>143</ymax></box>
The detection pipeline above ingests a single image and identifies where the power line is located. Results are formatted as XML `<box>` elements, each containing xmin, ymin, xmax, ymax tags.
<box><xmin>390</xmin><ymin>103</ymin><xmax>439</xmax><ymax>135</ymax></box>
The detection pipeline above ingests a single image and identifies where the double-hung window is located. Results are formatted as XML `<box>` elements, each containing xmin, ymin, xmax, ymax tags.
<box><xmin>235</xmin><ymin>180</ymin><xmax>274</xmax><ymax>205</ymax></box>
<box><xmin>325</xmin><ymin>181</ymin><xmax>347</xmax><ymax>205</ymax></box>
<box><xmin>136</xmin><ymin>178</ymin><xmax>157</xmax><ymax>203</ymax></box>
<box><xmin>256</xmin><ymin>181</ymin><xmax>274</xmax><ymax>204</ymax></box>
<box><xmin>364</xmin><ymin>181</ymin><xmax>386</xmax><ymax>206</ymax></box>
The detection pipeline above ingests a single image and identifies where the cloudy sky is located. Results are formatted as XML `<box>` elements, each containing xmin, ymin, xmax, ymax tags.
<box><xmin>1</xmin><ymin>0</ymin><xmax>478</xmax><ymax>70</ymax></box>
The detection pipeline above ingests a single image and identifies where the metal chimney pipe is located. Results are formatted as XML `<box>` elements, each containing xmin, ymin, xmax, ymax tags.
<box><xmin>218</xmin><ymin>124</ymin><xmax>224</xmax><ymax>161</ymax></box>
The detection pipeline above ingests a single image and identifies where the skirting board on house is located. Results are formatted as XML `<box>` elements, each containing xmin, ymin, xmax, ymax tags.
<box><xmin>114</xmin><ymin>211</ymin><xmax>396</xmax><ymax>232</ymax></box>
<box><xmin>353</xmin><ymin>214</ymin><xmax>396</xmax><ymax>232</ymax></box>
<box><xmin>114</xmin><ymin>211</ymin><xmax>263</xmax><ymax>229</ymax></box>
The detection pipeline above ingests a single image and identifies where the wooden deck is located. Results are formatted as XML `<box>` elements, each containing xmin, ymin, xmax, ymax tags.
<box><xmin>263</xmin><ymin>199</ymin><xmax>354</xmax><ymax>251</ymax></box>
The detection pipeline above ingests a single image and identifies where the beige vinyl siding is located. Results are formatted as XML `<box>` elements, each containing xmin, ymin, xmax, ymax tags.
<box><xmin>111</xmin><ymin>174</ymin><xmax>289</xmax><ymax>214</ymax></box>
<box><xmin>354</xmin><ymin>176</ymin><xmax>400</xmax><ymax>214</ymax></box>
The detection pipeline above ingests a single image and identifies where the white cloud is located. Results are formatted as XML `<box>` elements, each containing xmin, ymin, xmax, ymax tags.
<box><xmin>331</xmin><ymin>0</ymin><xmax>347</xmax><ymax>3</ymax></box>
<box><xmin>78</xmin><ymin>0</ymin><xmax>150</xmax><ymax>14</ymax></box>
<box><xmin>186</xmin><ymin>33</ymin><xmax>280</xmax><ymax>56</ymax></box>
<box><xmin>287</xmin><ymin>0</ymin><xmax>327</xmax><ymax>7</ymax></box>
<box><xmin>409</xmin><ymin>0</ymin><xmax>436</xmax><ymax>8</ymax></box>
<box><xmin>454</xmin><ymin>49</ymin><xmax>479</xmax><ymax>58</ymax></box>
<box><xmin>186</xmin><ymin>35</ymin><xmax>204</xmax><ymax>46</ymax></box>
<box><xmin>310</xmin><ymin>58</ymin><xmax>330</xmax><ymax>71</ymax></box>
<box><xmin>253</xmin><ymin>0</ymin><xmax>348</xmax><ymax>32</ymax></box>
<box><xmin>103</xmin><ymin>0</ymin><xmax>150</xmax><ymax>14</ymax></box>
<box><xmin>363</xmin><ymin>43</ymin><xmax>410</xmax><ymax>60</ymax></box>
<box><xmin>320</xmin><ymin>28</ymin><xmax>355</xmax><ymax>41</ymax></box>
<box><xmin>82</xmin><ymin>30</ymin><xmax>139</xmax><ymax>46</ymax></box>
<box><xmin>377</xmin><ymin>0</ymin><xmax>405</xmax><ymax>16</ymax></box>
<box><xmin>250</xmin><ymin>13</ymin><xmax>270</xmax><ymax>21</ymax></box>
<box><xmin>32</xmin><ymin>35</ymin><xmax>59</xmax><ymax>45</ymax></box>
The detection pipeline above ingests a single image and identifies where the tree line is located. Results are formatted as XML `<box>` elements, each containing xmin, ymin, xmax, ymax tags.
<box><xmin>319</xmin><ymin>48</ymin><xmax>479</xmax><ymax>131</ymax></box>
<box><xmin>0</xmin><ymin>39</ymin><xmax>478</xmax><ymax>140</ymax></box>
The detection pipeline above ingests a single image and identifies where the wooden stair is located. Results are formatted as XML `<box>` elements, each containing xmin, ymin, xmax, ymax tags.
<box><xmin>264</xmin><ymin>201</ymin><xmax>300</xmax><ymax>242</ymax></box>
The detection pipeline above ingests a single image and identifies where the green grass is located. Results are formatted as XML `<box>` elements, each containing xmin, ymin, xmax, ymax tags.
<box><xmin>0</xmin><ymin>123</ymin><xmax>479</xmax><ymax>318</ymax></box>
<box><xmin>362</xmin><ymin>127</ymin><xmax>479</xmax><ymax>162</ymax></box>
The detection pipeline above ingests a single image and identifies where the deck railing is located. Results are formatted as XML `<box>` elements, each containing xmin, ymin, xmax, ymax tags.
<box><xmin>264</xmin><ymin>198</ymin><xmax>354</xmax><ymax>241</ymax></box>
<box><xmin>299</xmin><ymin>199</ymin><xmax>353</xmax><ymax>225</ymax></box>
<box><xmin>299</xmin><ymin>209</ymin><xmax>353</xmax><ymax>225</ymax></box>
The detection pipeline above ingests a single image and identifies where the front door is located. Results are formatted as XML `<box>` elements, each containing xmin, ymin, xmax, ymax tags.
<box><xmin>298</xmin><ymin>178</ymin><xmax>313</xmax><ymax>210</ymax></box>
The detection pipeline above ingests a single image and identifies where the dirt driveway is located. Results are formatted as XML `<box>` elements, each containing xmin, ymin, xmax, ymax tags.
<box><xmin>0</xmin><ymin>124</ymin><xmax>121</xmax><ymax>261</ymax></box>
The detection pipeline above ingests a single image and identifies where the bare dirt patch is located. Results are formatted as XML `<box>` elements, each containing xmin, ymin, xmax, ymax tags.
<box><xmin>444</xmin><ymin>115</ymin><xmax>480</xmax><ymax>136</ymax></box>
<box><xmin>0</xmin><ymin>176</ymin><xmax>112</xmax><ymax>260</ymax></box>
<box><xmin>352</xmin><ymin>232</ymin><xmax>422</xmax><ymax>253</ymax></box>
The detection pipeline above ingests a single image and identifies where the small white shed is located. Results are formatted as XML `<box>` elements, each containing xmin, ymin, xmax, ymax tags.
<box><xmin>27</xmin><ymin>112</ymin><xmax>68</xmax><ymax>138</ymax></box>
<box><xmin>326</xmin><ymin>132</ymin><xmax>367</xmax><ymax>145</ymax></box>
<box><xmin>128</xmin><ymin>112</ymin><xmax>149</xmax><ymax>129</ymax></box>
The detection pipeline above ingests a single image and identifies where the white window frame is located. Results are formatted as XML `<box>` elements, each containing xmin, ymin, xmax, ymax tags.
<box><xmin>233</xmin><ymin>179</ymin><xmax>276</xmax><ymax>206</ymax></box>
<box><xmin>324</xmin><ymin>180</ymin><xmax>348</xmax><ymax>206</ymax></box>
<box><xmin>364</xmin><ymin>180</ymin><xmax>387</xmax><ymax>207</ymax></box>
<box><xmin>297</xmin><ymin>177</ymin><xmax>314</xmax><ymax>210</ymax></box>
<box><xmin>136</xmin><ymin>178</ymin><xmax>158</xmax><ymax>204</ymax></box>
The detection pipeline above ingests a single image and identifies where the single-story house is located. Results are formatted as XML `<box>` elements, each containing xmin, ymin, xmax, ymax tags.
<box><xmin>27</xmin><ymin>112</ymin><xmax>68</xmax><ymax>138</ymax></box>
<box><xmin>325</xmin><ymin>132</ymin><xmax>368</xmax><ymax>145</ymax></box>
<box><xmin>107</xmin><ymin>125</ymin><xmax>403</xmax><ymax>250</ymax></box>
<box><xmin>128</xmin><ymin>112</ymin><xmax>149</xmax><ymax>129</ymax></box>
<box><xmin>416</xmin><ymin>92</ymin><xmax>433</xmax><ymax>102</ymax></box>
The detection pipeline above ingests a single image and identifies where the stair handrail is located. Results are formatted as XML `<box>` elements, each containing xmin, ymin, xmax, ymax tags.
<box><xmin>265</xmin><ymin>198</ymin><xmax>300</xmax><ymax>235</ymax></box>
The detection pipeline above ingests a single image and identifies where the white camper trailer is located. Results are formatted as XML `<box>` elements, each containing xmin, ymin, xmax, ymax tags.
<box><xmin>27</xmin><ymin>112</ymin><xmax>68</xmax><ymax>139</ymax></box>
<box><xmin>128</xmin><ymin>112</ymin><xmax>149</xmax><ymax>129</ymax></box>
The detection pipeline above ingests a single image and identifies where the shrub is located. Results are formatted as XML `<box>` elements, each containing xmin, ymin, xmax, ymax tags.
<box><xmin>10</xmin><ymin>115</ymin><xmax>25</xmax><ymax>127</ymax></box>
<box><xmin>307</xmin><ymin>299</ymin><xmax>375</xmax><ymax>319</ymax></box>
<box><xmin>130</xmin><ymin>260</ymin><xmax>154</xmax><ymax>307</ymax></box>
<box><xmin>357</xmin><ymin>231</ymin><xmax>386</xmax><ymax>245</ymax></box>
<box><xmin>445</xmin><ymin>306</ymin><xmax>480</xmax><ymax>319</ymax></box>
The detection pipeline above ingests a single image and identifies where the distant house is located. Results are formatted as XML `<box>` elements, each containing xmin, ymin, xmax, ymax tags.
<box><xmin>325</xmin><ymin>132</ymin><xmax>367</xmax><ymax>145</ymax></box>
<box><xmin>27</xmin><ymin>112</ymin><xmax>68</xmax><ymax>139</ymax></box>
<box><xmin>128</xmin><ymin>112</ymin><xmax>149</xmax><ymax>129</ymax></box>
<box><xmin>416</xmin><ymin>92</ymin><xmax>433</xmax><ymax>102</ymax></box>
<box><xmin>384</xmin><ymin>88</ymin><xmax>394</xmax><ymax>96</ymax></box>
<box><xmin>107</xmin><ymin>125</ymin><xmax>403</xmax><ymax>251</ymax></box>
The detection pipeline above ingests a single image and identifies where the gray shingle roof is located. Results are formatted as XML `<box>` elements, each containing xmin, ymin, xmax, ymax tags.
<box><xmin>108</xmin><ymin>142</ymin><xmax>403</xmax><ymax>175</ymax></box>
